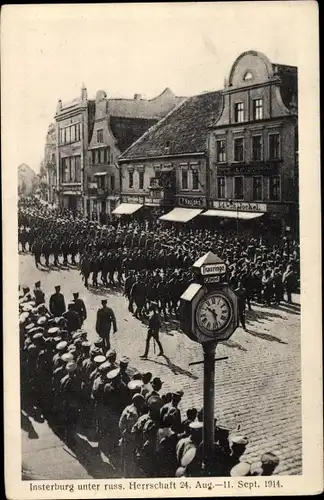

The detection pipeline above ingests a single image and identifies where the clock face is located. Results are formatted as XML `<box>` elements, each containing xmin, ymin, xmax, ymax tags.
<box><xmin>196</xmin><ymin>292</ymin><xmax>232</xmax><ymax>337</ymax></box>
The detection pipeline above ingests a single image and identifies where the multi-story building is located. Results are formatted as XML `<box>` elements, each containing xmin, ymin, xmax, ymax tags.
<box><xmin>117</xmin><ymin>91</ymin><xmax>222</xmax><ymax>221</ymax></box>
<box><xmin>208</xmin><ymin>50</ymin><xmax>298</xmax><ymax>237</ymax></box>
<box><xmin>55</xmin><ymin>86</ymin><xmax>95</xmax><ymax>213</ymax></box>
<box><xmin>118</xmin><ymin>50</ymin><xmax>298</xmax><ymax>237</ymax></box>
<box><xmin>43</xmin><ymin>123</ymin><xmax>57</xmax><ymax>204</ymax></box>
<box><xmin>85</xmin><ymin>88</ymin><xmax>185</xmax><ymax>221</ymax></box>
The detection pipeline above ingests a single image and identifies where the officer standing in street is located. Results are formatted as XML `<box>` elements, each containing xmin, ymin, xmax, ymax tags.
<box><xmin>63</xmin><ymin>303</ymin><xmax>82</xmax><ymax>335</ymax></box>
<box><xmin>95</xmin><ymin>299</ymin><xmax>118</xmax><ymax>352</ymax></box>
<box><xmin>140</xmin><ymin>303</ymin><xmax>164</xmax><ymax>359</ymax></box>
<box><xmin>33</xmin><ymin>281</ymin><xmax>45</xmax><ymax>306</ymax></box>
<box><xmin>234</xmin><ymin>281</ymin><xmax>247</xmax><ymax>331</ymax></box>
<box><xmin>72</xmin><ymin>292</ymin><xmax>87</xmax><ymax>325</ymax></box>
<box><xmin>49</xmin><ymin>286</ymin><xmax>66</xmax><ymax>318</ymax></box>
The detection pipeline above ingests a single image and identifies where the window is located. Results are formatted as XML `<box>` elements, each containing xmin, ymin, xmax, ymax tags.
<box><xmin>59</xmin><ymin>129</ymin><xmax>64</xmax><ymax>144</ymax></box>
<box><xmin>97</xmin><ymin>129</ymin><xmax>103</xmax><ymax>143</ymax></box>
<box><xmin>139</xmin><ymin>171</ymin><xmax>144</xmax><ymax>190</ymax></box>
<box><xmin>269</xmin><ymin>176</ymin><xmax>280</xmax><ymax>200</ymax></box>
<box><xmin>61</xmin><ymin>158</ymin><xmax>67</xmax><ymax>182</ymax></box>
<box><xmin>91</xmin><ymin>150</ymin><xmax>95</xmax><ymax>165</ymax></box>
<box><xmin>103</xmin><ymin>147</ymin><xmax>110</xmax><ymax>164</ymax></box>
<box><xmin>234</xmin><ymin>137</ymin><xmax>244</xmax><ymax>162</ymax></box>
<box><xmin>253</xmin><ymin>176</ymin><xmax>263</xmax><ymax>200</ymax></box>
<box><xmin>217</xmin><ymin>177</ymin><xmax>226</xmax><ymax>199</ymax></box>
<box><xmin>181</xmin><ymin>170</ymin><xmax>188</xmax><ymax>190</ymax></box>
<box><xmin>269</xmin><ymin>134</ymin><xmax>280</xmax><ymax>160</ymax></box>
<box><xmin>216</xmin><ymin>140</ymin><xmax>226</xmax><ymax>163</ymax></box>
<box><xmin>98</xmin><ymin>176</ymin><xmax>105</xmax><ymax>189</ymax></box>
<box><xmin>234</xmin><ymin>177</ymin><xmax>244</xmax><ymax>199</ymax></box>
<box><xmin>192</xmin><ymin>170</ymin><xmax>199</xmax><ymax>190</ymax></box>
<box><xmin>63</xmin><ymin>128</ymin><xmax>67</xmax><ymax>144</ymax></box>
<box><xmin>128</xmin><ymin>171</ymin><xmax>134</xmax><ymax>188</ymax></box>
<box><xmin>234</xmin><ymin>102</ymin><xmax>245</xmax><ymax>123</ymax></box>
<box><xmin>252</xmin><ymin>98</ymin><xmax>263</xmax><ymax>120</ymax></box>
<box><xmin>100</xmin><ymin>148</ymin><xmax>105</xmax><ymax>164</ymax></box>
<box><xmin>252</xmin><ymin>135</ymin><xmax>262</xmax><ymax>161</ymax></box>
<box><xmin>75</xmin><ymin>123</ymin><xmax>81</xmax><ymax>141</ymax></box>
<box><xmin>70</xmin><ymin>157</ymin><xmax>76</xmax><ymax>182</ymax></box>
<box><xmin>75</xmin><ymin>156</ymin><xmax>81</xmax><ymax>183</ymax></box>
<box><xmin>70</xmin><ymin>125</ymin><xmax>76</xmax><ymax>142</ymax></box>
<box><xmin>110</xmin><ymin>175</ymin><xmax>115</xmax><ymax>191</ymax></box>
<box><xmin>65</xmin><ymin>127</ymin><xmax>71</xmax><ymax>144</ymax></box>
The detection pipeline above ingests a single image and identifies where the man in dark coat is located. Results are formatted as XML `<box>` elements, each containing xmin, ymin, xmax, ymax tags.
<box><xmin>95</xmin><ymin>299</ymin><xmax>117</xmax><ymax>352</ymax></box>
<box><xmin>49</xmin><ymin>285</ymin><xmax>66</xmax><ymax>318</ymax></box>
<box><xmin>63</xmin><ymin>303</ymin><xmax>82</xmax><ymax>334</ymax></box>
<box><xmin>72</xmin><ymin>292</ymin><xmax>87</xmax><ymax>325</ymax></box>
<box><xmin>33</xmin><ymin>281</ymin><xmax>45</xmax><ymax>306</ymax></box>
<box><xmin>234</xmin><ymin>281</ymin><xmax>247</xmax><ymax>331</ymax></box>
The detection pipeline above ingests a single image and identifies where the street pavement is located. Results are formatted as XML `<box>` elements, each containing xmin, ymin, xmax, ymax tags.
<box><xmin>20</xmin><ymin>253</ymin><xmax>302</xmax><ymax>477</ymax></box>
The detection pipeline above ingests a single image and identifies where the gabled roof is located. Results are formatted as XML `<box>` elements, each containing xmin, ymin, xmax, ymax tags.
<box><xmin>119</xmin><ymin>90</ymin><xmax>222</xmax><ymax>160</ymax></box>
<box><xmin>110</xmin><ymin>116</ymin><xmax>158</xmax><ymax>153</ymax></box>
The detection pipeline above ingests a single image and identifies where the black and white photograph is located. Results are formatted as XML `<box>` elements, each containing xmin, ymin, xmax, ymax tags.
<box><xmin>2</xmin><ymin>2</ymin><xmax>322</xmax><ymax>498</ymax></box>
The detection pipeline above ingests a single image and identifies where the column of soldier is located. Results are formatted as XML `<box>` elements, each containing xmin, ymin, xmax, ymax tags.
<box><xmin>18</xmin><ymin>201</ymin><xmax>299</xmax><ymax>319</ymax></box>
<box><xmin>20</xmin><ymin>283</ymin><xmax>280</xmax><ymax>478</ymax></box>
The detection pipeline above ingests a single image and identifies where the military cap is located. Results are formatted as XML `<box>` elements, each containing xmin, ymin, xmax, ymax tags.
<box><xmin>101</xmin><ymin>299</ymin><xmax>107</xmax><ymax>305</ymax></box>
<box><xmin>82</xmin><ymin>341</ymin><xmax>91</xmax><ymax>349</ymax></box>
<box><xmin>106</xmin><ymin>349</ymin><xmax>117</xmax><ymax>359</ymax></box>
<box><xmin>37</xmin><ymin>316</ymin><xmax>47</xmax><ymax>326</ymax></box>
<box><xmin>132</xmin><ymin>393</ymin><xmax>145</xmax><ymax>403</ymax></box>
<box><xmin>29</xmin><ymin>326</ymin><xmax>43</xmax><ymax>334</ymax></box>
<box><xmin>120</xmin><ymin>356</ymin><xmax>129</xmax><ymax>365</ymax></box>
<box><xmin>189</xmin><ymin>421</ymin><xmax>203</xmax><ymax>431</ymax></box>
<box><xmin>19</xmin><ymin>313</ymin><xmax>30</xmax><ymax>324</ymax></box>
<box><xmin>66</xmin><ymin>361</ymin><xmax>77</xmax><ymax>372</ymax></box>
<box><xmin>61</xmin><ymin>352</ymin><xmax>74</xmax><ymax>363</ymax></box>
<box><xmin>261</xmin><ymin>452</ymin><xmax>280</xmax><ymax>467</ymax></box>
<box><xmin>94</xmin><ymin>339</ymin><xmax>104</xmax><ymax>347</ymax></box>
<box><xmin>181</xmin><ymin>444</ymin><xmax>197</xmax><ymax>467</ymax></box>
<box><xmin>32</xmin><ymin>308</ymin><xmax>39</xmax><ymax>314</ymax></box>
<box><xmin>173</xmin><ymin>389</ymin><xmax>184</xmax><ymax>397</ymax></box>
<box><xmin>72</xmin><ymin>331</ymin><xmax>82</xmax><ymax>340</ymax></box>
<box><xmin>94</xmin><ymin>355</ymin><xmax>106</xmax><ymax>365</ymax></box>
<box><xmin>106</xmin><ymin>368</ymin><xmax>120</xmax><ymax>380</ymax></box>
<box><xmin>25</xmin><ymin>322</ymin><xmax>36</xmax><ymax>332</ymax></box>
<box><xmin>32</xmin><ymin>333</ymin><xmax>44</xmax><ymax>341</ymax></box>
<box><xmin>151</xmin><ymin>376</ymin><xmax>163</xmax><ymax>389</ymax></box>
<box><xmin>55</xmin><ymin>285</ymin><xmax>61</xmax><ymax>290</ymax></box>
<box><xmin>35</xmin><ymin>281</ymin><xmax>41</xmax><ymax>287</ymax></box>
<box><xmin>56</xmin><ymin>341</ymin><xmax>67</xmax><ymax>351</ymax></box>
<box><xmin>73</xmin><ymin>338</ymin><xmax>83</xmax><ymax>346</ymax></box>
<box><xmin>175</xmin><ymin>467</ymin><xmax>186</xmax><ymax>477</ymax></box>
<box><xmin>67</xmin><ymin>344</ymin><xmax>77</xmax><ymax>352</ymax></box>
<box><xmin>54</xmin><ymin>336</ymin><xmax>62</xmax><ymax>343</ymax></box>
<box><xmin>230</xmin><ymin>435</ymin><xmax>249</xmax><ymax>446</ymax></box>
<box><xmin>22</xmin><ymin>304</ymin><xmax>33</xmax><ymax>312</ymax></box>
<box><xmin>230</xmin><ymin>462</ymin><xmax>251</xmax><ymax>477</ymax></box>
<box><xmin>55</xmin><ymin>317</ymin><xmax>66</xmax><ymax>324</ymax></box>
<box><xmin>48</xmin><ymin>327</ymin><xmax>60</xmax><ymax>335</ymax></box>
<box><xmin>128</xmin><ymin>380</ymin><xmax>144</xmax><ymax>391</ymax></box>
<box><xmin>27</xmin><ymin>344</ymin><xmax>37</xmax><ymax>352</ymax></box>
<box><xmin>90</xmin><ymin>347</ymin><xmax>101</xmax><ymax>357</ymax></box>
<box><xmin>98</xmin><ymin>361</ymin><xmax>111</xmax><ymax>373</ymax></box>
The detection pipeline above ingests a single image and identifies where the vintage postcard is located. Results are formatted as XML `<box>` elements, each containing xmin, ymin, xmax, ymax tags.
<box><xmin>2</xmin><ymin>2</ymin><xmax>322</xmax><ymax>498</ymax></box>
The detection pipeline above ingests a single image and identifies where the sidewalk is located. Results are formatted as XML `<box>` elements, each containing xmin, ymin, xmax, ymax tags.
<box><xmin>22</xmin><ymin>412</ymin><xmax>92</xmax><ymax>480</ymax></box>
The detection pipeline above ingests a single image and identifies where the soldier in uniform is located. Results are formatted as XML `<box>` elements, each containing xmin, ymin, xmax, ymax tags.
<box><xmin>49</xmin><ymin>286</ymin><xmax>66</xmax><ymax>318</ymax></box>
<box><xmin>33</xmin><ymin>281</ymin><xmax>45</xmax><ymax>306</ymax></box>
<box><xmin>95</xmin><ymin>299</ymin><xmax>117</xmax><ymax>352</ymax></box>
<box><xmin>222</xmin><ymin>434</ymin><xmax>249</xmax><ymax>476</ymax></box>
<box><xmin>160</xmin><ymin>389</ymin><xmax>183</xmax><ymax>433</ymax></box>
<box><xmin>60</xmin><ymin>361</ymin><xmax>81</xmax><ymax>446</ymax></box>
<box><xmin>72</xmin><ymin>292</ymin><xmax>87</xmax><ymax>325</ymax></box>
<box><xmin>119</xmin><ymin>393</ymin><xmax>146</xmax><ymax>477</ymax></box>
<box><xmin>234</xmin><ymin>281</ymin><xmax>247</xmax><ymax>331</ymax></box>
<box><xmin>140</xmin><ymin>303</ymin><xmax>164</xmax><ymax>359</ymax></box>
<box><xmin>62</xmin><ymin>303</ymin><xmax>81</xmax><ymax>335</ymax></box>
<box><xmin>176</xmin><ymin>421</ymin><xmax>203</xmax><ymax>477</ymax></box>
<box><xmin>252</xmin><ymin>452</ymin><xmax>280</xmax><ymax>476</ymax></box>
<box><xmin>31</xmin><ymin>239</ymin><xmax>42</xmax><ymax>268</ymax></box>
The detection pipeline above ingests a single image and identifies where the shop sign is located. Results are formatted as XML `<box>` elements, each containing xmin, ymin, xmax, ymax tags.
<box><xmin>212</xmin><ymin>201</ymin><xmax>267</xmax><ymax>212</ymax></box>
<box><xmin>178</xmin><ymin>196</ymin><xmax>206</xmax><ymax>208</ymax></box>
<box><xmin>122</xmin><ymin>194</ymin><xmax>142</xmax><ymax>204</ymax></box>
<box><xmin>144</xmin><ymin>196</ymin><xmax>161</xmax><ymax>206</ymax></box>
<box><xmin>217</xmin><ymin>163</ymin><xmax>278</xmax><ymax>176</ymax></box>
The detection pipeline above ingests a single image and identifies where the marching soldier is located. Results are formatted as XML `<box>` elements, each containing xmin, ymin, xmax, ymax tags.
<box><xmin>95</xmin><ymin>299</ymin><xmax>117</xmax><ymax>352</ymax></box>
<box><xmin>234</xmin><ymin>281</ymin><xmax>247</xmax><ymax>331</ymax></box>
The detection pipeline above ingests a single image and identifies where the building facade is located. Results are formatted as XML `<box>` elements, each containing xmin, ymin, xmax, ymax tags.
<box><xmin>55</xmin><ymin>86</ymin><xmax>95</xmax><ymax>213</ymax></box>
<box><xmin>85</xmin><ymin>88</ymin><xmax>184</xmax><ymax>221</ymax></box>
<box><xmin>118</xmin><ymin>91</ymin><xmax>222</xmax><ymax>220</ymax></box>
<box><xmin>208</xmin><ymin>50</ymin><xmax>298</xmax><ymax>237</ymax></box>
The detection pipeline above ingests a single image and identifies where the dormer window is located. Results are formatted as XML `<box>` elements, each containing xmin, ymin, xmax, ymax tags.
<box><xmin>244</xmin><ymin>71</ymin><xmax>253</xmax><ymax>81</ymax></box>
<box><xmin>234</xmin><ymin>102</ymin><xmax>245</xmax><ymax>123</ymax></box>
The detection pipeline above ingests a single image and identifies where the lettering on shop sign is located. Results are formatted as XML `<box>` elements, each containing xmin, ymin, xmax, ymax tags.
<box><xmin>217</xmin><ymin>164</ymin><xmax>278</xmax><ymax>176</ymax></box>
<box><xmin>201</xmin><ymin>263</ymin><xmax>227</xmax><ymax>276</ymax></box>
<box><xmin>144</xmin><ymin>197</ymin><xmax>161</xmax><ymax>206</ymax></box>
<box><xmin>122</xmin><ymin>195</ymin><xmax>142</xmax><ymax>204</ymax></box>
<box><xmin>178</xmin><ymin>197</ymin><xmax>205</xmax><ymax>208</ymax></box>
<box><xmin>213</xmin><ymin>201</ymin><xmax>267</xmax><ymax>212</ymax></box>
<box><xmin>203</xmin><ymin>275</ymin><xmax>221</xmax><ymax>283</ymax></box>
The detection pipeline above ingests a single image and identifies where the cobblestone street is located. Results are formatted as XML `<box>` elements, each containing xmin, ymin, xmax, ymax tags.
<box><xmin>20</xmin><ymin>254</ymin><xmax>302</xmax><ymax>476</ymax></box>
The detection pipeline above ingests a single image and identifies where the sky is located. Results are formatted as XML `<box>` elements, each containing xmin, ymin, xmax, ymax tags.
<box><xmin>1</xmin><ymin>2</ymin><xmax>317</xmax><ymax>172</ymax></box>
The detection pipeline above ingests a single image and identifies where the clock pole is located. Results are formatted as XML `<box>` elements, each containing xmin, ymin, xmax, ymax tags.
<box><xmin>203</xmin><ymin>341</ymin><xmax>216</xmax><ymax>475</ymax></box>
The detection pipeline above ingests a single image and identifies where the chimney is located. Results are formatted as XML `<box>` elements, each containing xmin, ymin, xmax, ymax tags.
<box><xmin>56</xmin><ymin>99</ymin><xmax>62</xmax><ymax>114</ymax></box>
<box><xmin>134</xmin><ymin>94</ymin><xmax>142</xmax><ymax>101</ymax></box>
